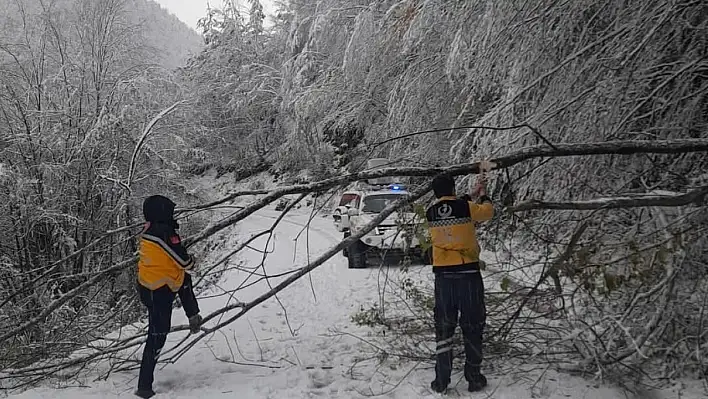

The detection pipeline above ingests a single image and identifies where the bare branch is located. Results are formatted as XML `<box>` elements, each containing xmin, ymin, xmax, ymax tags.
<box><xmin>509</xmin><ymin>186</ymin><xmax>708</xmax><ymax>212</ymax></box>
<box><xmin>189</xmin><ymin>138</ymin><xmax>708</xmax><ymax>245</ymax></box>
<box><xmin>127</xmin><ymin>100</ymin><xmax>185</xmax><ymax>187</ymax></box>
<box><xmin>190</xmin><ymin>182</ymin><xmax>432</xmax><ymax>340</ymax></box>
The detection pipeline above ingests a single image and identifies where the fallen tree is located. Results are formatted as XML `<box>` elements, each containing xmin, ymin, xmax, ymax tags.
<box><xmin>2</xmin><ymin>138</ymin><xmax>708</xmax><ymax>388</ymax></box>
<box><xmin>186</xmin><ymin>137</ymin><xmax>708</xmax><ymax>245</ymax></box>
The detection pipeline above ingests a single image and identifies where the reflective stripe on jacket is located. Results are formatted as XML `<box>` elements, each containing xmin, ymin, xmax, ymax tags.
<box><xmin>138</xmin><ymin>222</ymin><xmax>194</xmax><ymax>292</ymax></box>
<box><xmin>425</xmin><ymin>195</ymin><xmax>493</xmax><ymax>272</ymax></box>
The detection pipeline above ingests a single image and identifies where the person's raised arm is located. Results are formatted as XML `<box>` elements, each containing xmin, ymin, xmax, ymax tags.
<box><xmin>467</xmin><ymin>161</ymin><xmax>494</xmax><ymax>221</ymax></box>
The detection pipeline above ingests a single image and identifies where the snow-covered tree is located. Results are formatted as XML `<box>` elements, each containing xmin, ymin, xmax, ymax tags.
<box><xmin>0</xmin><ymin>0</ymin><xmax>202</xmax><ymax>369</ymax></box>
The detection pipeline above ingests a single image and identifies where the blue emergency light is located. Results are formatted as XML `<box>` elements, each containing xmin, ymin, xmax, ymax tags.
<box><xmin>389</xmin><ymin>184</ymin><xmax>403</xmax><ymax>191</ymax></box>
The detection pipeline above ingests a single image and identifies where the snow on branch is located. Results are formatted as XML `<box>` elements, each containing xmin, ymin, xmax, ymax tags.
<box><xmin>127</xmin><ymin>100</ymin><xmax>186</xmax><ymax>188</ymax></box>
<box><xmin>219</xmin><ymin>138</ymin><xmax>708</xmax><ymax>199</ymax></box>
<box><xmin>0</xmin><ymin>222</ymin><xmax>144</xmax><ymax>311</ymax></box>
<box><xmin>0</xmin><ymin>257</ymin><xmax>137</xmax><ymax>345</ymax></box>
<box><xmin>508</xmin><ymin>185</ymin><xmax>708</xmax><ymax>212</ymax></box>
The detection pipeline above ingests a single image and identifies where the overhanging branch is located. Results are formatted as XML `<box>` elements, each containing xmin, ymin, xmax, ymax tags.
<box><xmin>508</xmin><ymin>186</ymin><xmax>708</xmax><ymax>212</ymax></box>
<box><xmin>187</xmin><ymin>138</ymin><xmax>708</xmax><ymax>245</ymax></box>
<box><xmin>205</xmin><ymin>138</ymin><xmax>708</xmax><ymax>204</ymax></box>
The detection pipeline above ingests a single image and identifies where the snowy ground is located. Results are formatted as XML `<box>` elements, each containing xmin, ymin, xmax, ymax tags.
<box><xmin>7</xmin><ymin>173</ymin><xmax>707</xmax><ymax>399</ymax></box>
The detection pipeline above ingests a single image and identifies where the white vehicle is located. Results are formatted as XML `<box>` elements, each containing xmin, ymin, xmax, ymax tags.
<box><xmin>333</xmin><ymin>182</ymin><xmax>427</xmax><ymax>269</ymax></box>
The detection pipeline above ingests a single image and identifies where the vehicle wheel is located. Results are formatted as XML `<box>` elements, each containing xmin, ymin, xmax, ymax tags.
<box><xmin>342</xmin><ymin>232</ymin><xmax>350</xmax><ymax>258</ymax></box>
<box><xmin>333</xmin><ymin>209</ymin><xmax>341</xmax><ymax>230</ymax></box>
<box><xmin>419</xmin><ymin>247</ymin><xmax>432</xmax><ymax>265</ymax></box>
<box><xmin>347</xmin><ymin>240</ymin><xmax>367</xmax><ymax>269</ymax></box>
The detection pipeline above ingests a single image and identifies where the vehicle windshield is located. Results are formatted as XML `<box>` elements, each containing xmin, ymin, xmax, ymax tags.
<box><xmin>361</xmin><ymin>194</ymin><xmax>406</xmax><ymax>213</ymax></box>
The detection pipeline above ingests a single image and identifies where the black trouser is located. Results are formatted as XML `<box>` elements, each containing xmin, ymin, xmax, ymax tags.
<box><xmin>137</xmin><ymin>285</ymin><xmax>175</xmax><ymax>390</ymax></box>
<box><xmin>137</xmin><ymin>274</ymin><xmax>200</xmax><ymax>390</ymax></box>
<box><xmin>433</xmin><ymin>272</ymin><xmax>486</xmax><ymax>384</ymax></box>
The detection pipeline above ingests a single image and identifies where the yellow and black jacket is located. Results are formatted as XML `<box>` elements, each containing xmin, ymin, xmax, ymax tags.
<box><xmin>138</xmin><ymin>195</ymin><xmax>194</xmax><ymax>292</ymax></box>
<box><xmin>425</xmin><ymin>195</ymin><xmax>494</xmax><ymax>273</ymax></box>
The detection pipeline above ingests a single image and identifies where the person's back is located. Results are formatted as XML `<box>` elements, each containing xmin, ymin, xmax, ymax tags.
<box><xmin>426</xmin><ymin>196</ymin><xmax>491</xmax><ymax>271</ymax></box>
<box><xmin>138</xmin><ymin>209</ymin><xmax>192</xmax><ymax>292</ymax></box>
<box><xmin>136</xmin><ymin>195</ymin><xmax>201</xmax><ymax>399</ymax></box>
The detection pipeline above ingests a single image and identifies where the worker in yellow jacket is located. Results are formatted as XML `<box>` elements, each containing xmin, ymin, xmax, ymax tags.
<box><xmin>426</xmin><ymin>172</ymin><xmax>493</xmax><ymax>393</ymax></box>
<box><xmin>136</xmin><ymin>195</ymin><xmax>202</xmax><ymax>399</ymax></box>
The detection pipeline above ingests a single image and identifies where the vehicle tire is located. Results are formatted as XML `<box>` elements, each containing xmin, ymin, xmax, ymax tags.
<box><xmin>347</xmin><ymin>240</ymin><xmax>367</xmax><ymax>269</ymax></box>
<box><xmin>419</xmin><ymin>247</ymin><xmax>432</xmax><ymax>265</ymax></box>
<box><xmin>333</xmin><ymin>209</ymin><xmax>342</xmax><ymax>231</ymax></box>
<box><xmin>342</xmin><ymin>232</ymin><xmax>350</xmax><ymax>258</ymax></box>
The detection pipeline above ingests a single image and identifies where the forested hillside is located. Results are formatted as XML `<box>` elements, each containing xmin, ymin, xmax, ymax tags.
<box><xmin>1</xmin><ymin>0</ymin><xmax>707</xmax><ymax>394</ymax></box>
<box><xmin>0</xmin><ymin>0</ymin><xmax>202</xmax><ymax>68</ymax></box>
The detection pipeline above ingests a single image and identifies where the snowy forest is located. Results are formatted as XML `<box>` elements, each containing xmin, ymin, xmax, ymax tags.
<box><xmin>1</xmin><ymin>0</ymin><xmax>707</xmax><ymax>398</ymax></box>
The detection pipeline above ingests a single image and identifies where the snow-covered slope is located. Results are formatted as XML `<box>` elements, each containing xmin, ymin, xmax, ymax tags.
<box><xmin>0</xmin><ymin>0</ymin><xmax>202</xmax><ymax>70</ymax></box>
<box><xmin>7</xmin><ymin>173</ymin><xmax>705</xmax><ymax>398</ymax></box>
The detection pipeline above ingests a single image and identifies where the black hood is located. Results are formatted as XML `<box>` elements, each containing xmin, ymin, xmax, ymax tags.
<box><xmin>143</xmin><ymin>195</ymin><xmax>176</xmax><ymax>224</ymax></box>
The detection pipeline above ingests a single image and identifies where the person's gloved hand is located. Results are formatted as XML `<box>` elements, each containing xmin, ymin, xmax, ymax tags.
<box><xmin>188</xmin><ymin>314</ymin><xmax>202</xmax><ymax>334</ymax></box>
<box><xmin>472</xmin><ymin>175</ymin><xmax>487</xmax><ymax>198</ymax></box>
<box><xmin>478</xmin><ymin>159</ymin><xmax>495</xmax><ymax>173</ymax></box>
<box><xmin>472</xmin><ymin>159</ymin><xmax>496</xmax><ymax>198</ymax></box>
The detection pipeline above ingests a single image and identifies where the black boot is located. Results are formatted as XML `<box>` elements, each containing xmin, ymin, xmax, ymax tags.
<box><xmin>430</xmin><ymin>379</ymin><xmax>449</xmax><ymax>393</ymax></box>
<box><xmin>135</xmin><ymin>388</ymin><xmax>156</xmax><ymax>398</ymax></box>
<box><xmin>467</xmin><ymin>374</ymin><xmax>487</xmax><ymax>392</ymax></box>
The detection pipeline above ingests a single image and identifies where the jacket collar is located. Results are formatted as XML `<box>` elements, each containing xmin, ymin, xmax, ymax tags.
<box><xmin>434</xmin><ymin>196</ymin><xmax>458</xmax><ymax>204</ymax></box>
